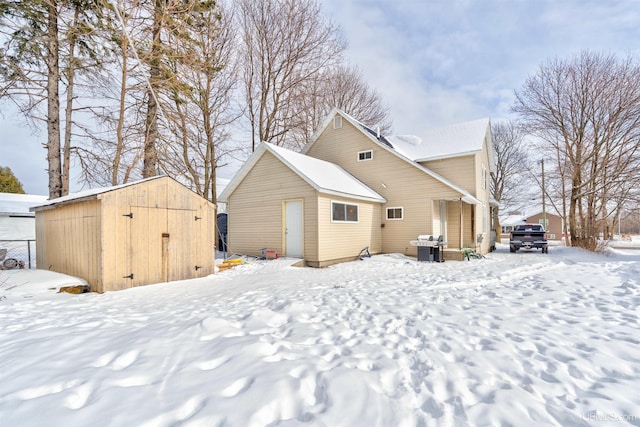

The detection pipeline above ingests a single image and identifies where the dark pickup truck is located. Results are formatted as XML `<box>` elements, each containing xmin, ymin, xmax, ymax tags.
<box><xmin>510</xmin><ymin>224</ymin><xmax>548</xmax><ymax>253</ymax></box>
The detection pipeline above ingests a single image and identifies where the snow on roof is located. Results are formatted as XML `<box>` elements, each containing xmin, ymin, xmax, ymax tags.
<box><xmin>387</xmin><ymin>118</ymin><xmax>491</xmax><ymax>162</ymax></box>
<box><xmin>220</xmin><ymin>142</ymin><xmax>386</xmax><ymax>203</ymax></box>
<box><xmin>0</xmin><ymin>193</ymin><xmax>48</xmax><ymax>216</ymax></box>
<box><xmin>500</xmin><ymin>214</ymin><xmax>526</xmax><ymax>226</ymax></box>
<box><xmin>30</xmin><ymin>176</ymin><xmax>166</xmax><ymax>211</ymax></box>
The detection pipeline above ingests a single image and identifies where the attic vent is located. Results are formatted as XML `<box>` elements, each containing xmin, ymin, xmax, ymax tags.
<box><xmin>333</xmin><ymin>116</ymin><xmax>342</xmax><ymax>129</ymax></box>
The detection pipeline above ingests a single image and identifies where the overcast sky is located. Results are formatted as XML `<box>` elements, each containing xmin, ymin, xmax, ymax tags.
<box><xmin>2</xmin><ymin>0</ymin><xmax>639</xmax><ymax>195</ymax></box>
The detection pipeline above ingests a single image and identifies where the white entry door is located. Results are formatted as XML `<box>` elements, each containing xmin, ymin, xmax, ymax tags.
<box><xmin>285</xmin><ymin>201</ymin><xmax>303</xmax><ymax>257</ymax></box>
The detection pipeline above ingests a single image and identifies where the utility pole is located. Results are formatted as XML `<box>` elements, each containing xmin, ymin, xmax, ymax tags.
<box><xmin>541</xmin><ymin>159</ymin><xmax>546</xmax><ymax>230</ymax></box>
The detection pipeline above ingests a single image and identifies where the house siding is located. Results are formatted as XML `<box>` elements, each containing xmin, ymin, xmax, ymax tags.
<box><xmin>308</xmin><ymin>119</ymin><xmax>463</xmax><ymax>255</ymax></box>
<box><xmin>316</xmin><ymin>195</ymin><xmax>382</xmax><ymax>262</ymax></box>
<box><xmin>227</xmin><ymin>151</ymin><xmax>319</xmax><ymax>261</ymax></box>
<box><xmin>421</xmin><ymin>155</ymin><xmax>476</xmax><ymax>194</ymax></box>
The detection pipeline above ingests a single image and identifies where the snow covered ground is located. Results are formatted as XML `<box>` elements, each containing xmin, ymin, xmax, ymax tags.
<box><xmin>1</xmin><ymin>245</ymin><xmax>639</xmax><ymax>426</ymax></box>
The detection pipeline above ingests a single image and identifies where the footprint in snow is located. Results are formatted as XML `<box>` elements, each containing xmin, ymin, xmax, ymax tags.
<box><xmin>220</xmin><ymin>377</ymin><xmax>254</xmax><ymax>397</ymax></box>
<box><xmin>196</xmin><ymin>355</ymin><xmax>230</xmax><ymax>371</ymax></box>
<box><xmin>110</xmin><ymin>350</ymin><xmax>140</xmax><ymax>370</ymax></box>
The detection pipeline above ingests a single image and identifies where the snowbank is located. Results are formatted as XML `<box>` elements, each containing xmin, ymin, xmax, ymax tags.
<box><xmin>1</xmin><ymin>246</ymin><xmax>639</xmax><ymax>426</ymax></box>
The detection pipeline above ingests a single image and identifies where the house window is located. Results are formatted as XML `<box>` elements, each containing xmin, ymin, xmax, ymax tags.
<box><xmin>482</xmin><ymin>165</ymin><xmax>487</xmax><ymax>190</ymax></box>
<box><xmin>358</xmin><ymin>150</ymin><xmax>373</xmax><ymax>162</ymax></box>
<box><xmin>539</xmin><ymin>218</ymin><xmax>549</xmax><ymax>227</ymax></box>
<box><xmin>332</xmin><ymin>202</ymin><xmax>358</xmax><ymax>222</ymax></box>
<box><xmin>333</xmin><ymin>116</ymin><xmax>342</xmax><ymax>129</ymax></box>
<box><xmin>386</xmin><ymin>207</ymin><xmax>403</xmax><ymax>220</ymax></box>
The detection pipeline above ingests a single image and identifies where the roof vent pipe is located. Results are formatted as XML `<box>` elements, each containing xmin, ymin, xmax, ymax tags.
<box><xmin>376</xmin><ymin>126</ymin><xmax>380</xmax><ymax>139</ymax></box>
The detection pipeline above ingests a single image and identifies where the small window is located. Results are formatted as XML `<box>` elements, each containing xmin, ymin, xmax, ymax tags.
<box><xmin>358</xmin><ymin>150</ymin><xmax>373</xmax><ymax>162</ymax></box>
<box><xmin>386</xmin><ymin>207</ymin><xmax>403</xmax><ymax>220</ymax></box>
<box><xmin>333</xmin><ymin>116</ymin><xmax>342</xmax><ymax>129</ymax></box>
<box><xmin>332</xmin><ymin>202</ymin><xmax>358</xmax><ymax>222</ymax></box>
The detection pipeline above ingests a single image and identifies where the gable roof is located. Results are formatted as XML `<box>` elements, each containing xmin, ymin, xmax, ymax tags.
<box><xmin>304</xmin><ymin>108</ymin><xmax>482</xmax><ymax>205</ymax></box>
<box><xmin>31</xmin><ymin>176</ymin><xmax>171</xmax><ymax>212</ymax></box>
<box><xmin>220</xmin><ymin>142</ymin><xmax>385</xmax><ymax>203</ymax></box>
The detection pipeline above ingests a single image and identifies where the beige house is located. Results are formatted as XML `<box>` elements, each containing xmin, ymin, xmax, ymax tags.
<box><xmin>31</xmin><ymin>176</ymin><xmax>216</xmax><ymax>292</ymax></box>
<box><xmin>221</xmin><ymin>108</ymin><xmax>495</xmax><ymax>265</ymax></box>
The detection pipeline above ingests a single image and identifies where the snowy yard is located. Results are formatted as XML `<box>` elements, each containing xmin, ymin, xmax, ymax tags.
<box><xmin>1</xmin><ymin>245</ymin><xmax>639</xmax><ymax>426</ymax></box>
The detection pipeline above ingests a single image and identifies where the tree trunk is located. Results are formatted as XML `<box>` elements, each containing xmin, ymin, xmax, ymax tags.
<box><xmin>46</xmin><ymin>0</ymin><xmax>62</xmax><ymax>199</ymax></box>
<box><xmin>142</xmin><ymin>0</ymin><xmax>163</xmax><ymax>178</ymax></box>
<box><xmin>62</xmin><ymin>8</ymin><xmax>80</xmax><ymax>196</ymax></box>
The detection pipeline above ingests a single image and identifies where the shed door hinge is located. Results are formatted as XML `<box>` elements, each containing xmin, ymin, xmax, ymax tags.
<box><xmin>195</xmin><ymin>215</ymin><xmax>201</xmax><ymax>221</ymax></box>
<box><xmin>123</xmin><ymin>212</ymin><xmax>133</xmax><ymax>219</ymax></box>
<box><xmin>123</xmin><ymin>273</ymin><xmax>134</xmax><ymax>279</ymax></box>
<box><xmin>195</xmin><ymin>265</ymin><xmax>202</xmax><ymax>271</ymax></box>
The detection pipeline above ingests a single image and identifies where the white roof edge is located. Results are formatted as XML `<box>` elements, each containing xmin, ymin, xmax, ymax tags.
<box><xmin>415</xmin><ymin>150</ymin><xmax>480</xmax><ymax>162</ymax></box>
<box><xmin>316</xmin><ymin>188</ymin><xmax>385</xmax><ymax>203</ymax></box>
<box><xmin>266</xmin><ymin>143</ymin><xmax>385</xmax><ymax>203</ymax></box>
<box><xmin>219</xmin><ymin>142</ymin><xmax>386</xmax><ymax>203</ymax></box>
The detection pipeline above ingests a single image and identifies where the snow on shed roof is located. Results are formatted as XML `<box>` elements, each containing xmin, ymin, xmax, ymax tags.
<box><xmin>219</xmin><ymin>142</ymin><xmax>386</xmax><ymax>203</ymax></box>
<box><xmin>387</xmin><ymin>118</ymin><xmax>491</xmax><ymax>162</ymax></box>
<box><xmin>30</xmin><ymin>176</ymin><xmax>167</xmax><ymax>211</ymax></box>
<box><xmin>0</xmin><ymin>193</ymin><xmax>48</xmax><ymax>217</ymax></box>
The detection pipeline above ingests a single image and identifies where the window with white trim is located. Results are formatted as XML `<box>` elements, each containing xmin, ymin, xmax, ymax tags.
<box><xmin>386</xmin><ymin>207</ymin><xmax>403</xmax><ymax>220</ymax></box>
<box><xmin>358</xmin><ymin>150</ymin><xmax>373</xmax><ymax>162</ymax></box>
<box><xmin>333</xmin><ymin>116</ymin><xmax>342</xmax><ymax>129</ymax></box>
<box><xmin>332</xmin><ymin>202</ymin><xmax>358</xmax><ymax>222</ymax></box>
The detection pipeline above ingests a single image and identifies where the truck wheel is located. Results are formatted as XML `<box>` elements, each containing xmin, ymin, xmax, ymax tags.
<box><xmin>510</xmin><ymin>245</ymin><xmax>516</xmax><ymax>253</ymax></box>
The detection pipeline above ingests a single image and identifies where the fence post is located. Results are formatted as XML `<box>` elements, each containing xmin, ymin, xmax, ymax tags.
<box><xmin>28</xmin><ymin>240</ymin><xmax>32</xmax><ymax>269</ymax></box>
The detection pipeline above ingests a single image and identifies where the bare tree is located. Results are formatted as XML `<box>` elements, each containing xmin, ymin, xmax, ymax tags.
<box><xmin>159</xmin><ymin>1</ymin><xmax>240</xmax><ymax>203</ymax></box>
<box><xmin>513</xmin><ymin>51</ymin><xmax>640</xmax><ymax>250</ymax></box>
<box><xmin>1</xmin><ymin>0</ymin><xmax>106</xmax><ymax>198</ymax></box>
<box><xmin>237</xmin><ymin>0</ymin><xmax>345</xmax><ymax>151</ymax></box>
<box><xmin>489</xmin><ymin>120</ymin><xmax>528</xmax><ymax>231</ymax></box>
<box><xmin>291</xmin><ymin>64</ymin><xmax>392</xmax><ymax>148</ymax></box>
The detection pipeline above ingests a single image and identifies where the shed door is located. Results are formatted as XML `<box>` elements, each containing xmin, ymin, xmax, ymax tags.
<box><xmin>125</xmin><ymin>207</ymin><xmax>197</xmax><ymax>287</ymax></box>
<box><xmin>284</xmin><ymin>201</ymin><xmax>303</xmax><ymax>257</ymax></box>
<box><xmin>127</xmin><ymin>206</ymin><xmax>167</xmax><ymax>287</ymax></box>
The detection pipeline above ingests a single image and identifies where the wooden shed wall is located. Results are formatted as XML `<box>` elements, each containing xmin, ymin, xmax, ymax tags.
<box><xmin>35</xmin><ymin>200</ymin><xmax>102</xmax><ymax>289</ymax></box>
<box><xmin>99</xmin><ymin>177</ymin><xmax>215</xmax><ymax>292</ymax></box>
<box><xmin>227</xmin><ymin>152</ymin><xmax>319</xmax><ymax>260</ymax></box>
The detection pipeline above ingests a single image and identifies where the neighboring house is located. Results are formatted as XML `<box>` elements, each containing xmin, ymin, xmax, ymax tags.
<box><xmin>526</xmin><ymin>210</ymin><xmax>563</xmax><ymax>240</ymax></box>
<box><xmin>31</xmin><ymin>176</ymin><xmax>216</xmax><ymax>292</ymax></box>
<box><xmin>0</xmin><ymin>193</ymin><xmax>48</xmax><ymax>267</ymax></box>
<box><xmin>220</xmin><ymin>108</ymin><xmax>495</xmax><ymax>265</ymax></box>
<box><xmin>500</xmin><ymin>210</ymin><xmax>563</xmax><ymax>241</ymax></box>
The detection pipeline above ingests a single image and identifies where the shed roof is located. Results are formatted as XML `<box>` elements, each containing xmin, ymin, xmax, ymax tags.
<box><xmin>219</xmin><ymin>142</ymin><xmax>386</xmax><ymax>203</ymax></box>
<box><xmin>30</xmin><ymin>176</ymin><xmax>169</xmax><ymax>212</ymax></box>
<box><xmin>0</xmin><ymin>193</ymin><xmax>48</xmax><ymax>217</ymax></box>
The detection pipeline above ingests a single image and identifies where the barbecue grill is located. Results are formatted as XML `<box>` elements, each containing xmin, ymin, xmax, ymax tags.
<box><xmin>409</xmin><ymin>235</ymin><xmax>446</xmax><ymax>262</ymax></box>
